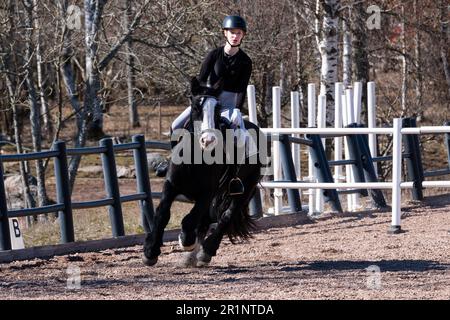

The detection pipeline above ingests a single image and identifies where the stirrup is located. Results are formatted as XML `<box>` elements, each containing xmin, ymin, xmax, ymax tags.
<box><xmin>228</xmin><ymin>177</ymin><xmax>244</xmax><ymax>195</ymax></box>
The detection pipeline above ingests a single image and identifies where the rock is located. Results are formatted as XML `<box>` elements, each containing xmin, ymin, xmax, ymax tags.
<box><xmin>78</xmin><ymin>165</ymin><xmax>104</xmax><ymax>174</ymax></box>
<box><xmin>116</xmin><ymin>165</ymin><xmax>135</xmax><ymax>178</ymax></box>
<box><xmin>3</xmin><ymin>174</ymin><xmax>38</xmax><ymax>209</ymax></box>
<box><xmin>147</xmin><ymin>152</ymin><xmax>167</xmax><ymax>171</ymax></box>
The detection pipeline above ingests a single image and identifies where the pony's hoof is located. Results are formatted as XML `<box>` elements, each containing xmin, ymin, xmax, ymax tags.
<box><xmin>142</xmin><ymin>255</ymin><xmax>158</xmax><ymax>266</ymax></box>
<box><xmin>178</xmin><ymin>234</ymin><xmax>197</xmax><ymax>251</ymax></box>
<box><xmin>180</xmin><ymin>251</ymin><xmax>198</xmax><ymax>268</ymax></box>
<box><xmin>196</xmin><ymin>248</ymin><xmax>212</xmax><ymax>267</ymax></box>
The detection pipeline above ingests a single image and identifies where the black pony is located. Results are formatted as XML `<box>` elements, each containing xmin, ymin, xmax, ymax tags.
<box><xmin>143</xmin><ymin>77</ymin><xmax>264</xmax><ymax>267</ymax></box>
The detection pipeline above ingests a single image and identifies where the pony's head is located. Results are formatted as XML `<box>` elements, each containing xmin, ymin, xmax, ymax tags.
<box><xmin>189</xmin><ymin>77</ymin><xmax>222</xmax><ymax>150</ymax></box>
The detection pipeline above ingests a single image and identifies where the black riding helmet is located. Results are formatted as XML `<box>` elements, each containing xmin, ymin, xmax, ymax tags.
<box><xmin>222</xmin><ymin>15</ymin><xmax>247</xmax><ymax>33</ymax></box>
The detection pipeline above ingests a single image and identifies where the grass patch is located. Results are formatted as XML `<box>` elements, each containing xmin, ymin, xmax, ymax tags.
<box><xmin>21</xmin><ymin>200</ymin><xmax>191</xmax><ymax>247</ymax></box>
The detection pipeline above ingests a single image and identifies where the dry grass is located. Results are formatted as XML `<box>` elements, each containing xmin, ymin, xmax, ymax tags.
<box><xmin>21</xmin><ymin>200</ymin><xmax>193</xmax><ymax>247</ymax></box>
<box><xmin>10</xmin><ymin>104</ymin><xmax>188</xmax><ymax>247</ymax></box>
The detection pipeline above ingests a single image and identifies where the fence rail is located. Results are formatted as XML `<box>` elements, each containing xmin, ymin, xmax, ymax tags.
<box><xmin>260</xmin><ymin>118</ymin><xmax>450</xmax><ymax>234</ymax></box>
<box><xmin>0</xmin><ymin>134</ymin><xmax>169</xmax><ymax>251</ymax></box>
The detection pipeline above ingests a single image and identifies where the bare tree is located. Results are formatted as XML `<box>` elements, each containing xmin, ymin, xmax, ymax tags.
<box><xmin>413</xmin><ymin>0</ymin><xmax>423</xmax><ymax>119</ymax></box>
<box><xmin>351</xmin><ymin>1</ymin><xmax>369</xmax><ymax>121</ymax></box>
<box><xmin>125</xmin><ymin>0</ymin><xmax>139</xmax><ymax>128</ymax></box>
<box><xmin>23</xmin><ymin>0</ymin><xmax>50</xmax><ymax>210</ymax></box>
<box><xmin>0</xmin><ymin>1</ymin><xmax>37</xmax><ymax>218</ymax></box>
<box><xmin>33</xmin><ymin>0</ymin><xmax>53</xmax><ymax>137</ymax></box>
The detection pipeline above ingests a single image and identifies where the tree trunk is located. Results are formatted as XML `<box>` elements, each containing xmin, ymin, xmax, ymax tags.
<box><xmin>24</xmin><ymin>0</ymin><xmax>49</xmax><ymax>213</ymax></box>
<box><xmin>317</xmin><ymin>0</ymin><xmax>340</xmax><ymax>125</ymax></box>
<box><xmin>293</xmin><ymin>5</ymin><xmax>302</xmax><ymax>91</ymax></box>
<box><xmin>351</xmin><ymin>2</ymin><xmax>369</xmax><ymax>124</ymax></box>
<box><xmin>84</xmin><ymin>0</ymin><xmax>106</xmax><ymax>140</ymax></box>
<box><xmin>440</xmin><ymin>0</ymin><xmax>450</xmax><ymax>98</ymax></box>
<box><xmin>33</xmin><ymin>0</ymin><xmax>53</xmax><ymax>138</ymax></box>
<box><xmin>57</xmin><ymin>0</ymin><xmax>85</xmax><ymax>192</ymax></box>
<box><xmin>125</xmin><ymin>0</ymin><xmax>140</xmax><ymax>128</ymax></box>
<box><xmin>342</xmin><ymin>14</ymin><xmax>352</xmax><ymax>88</ymax></box>
<box><xmin>401</xmin><ymin>5</ymin><xmax>407</xmax><ymax>114</ymax></box>
<box><xmin>414</xmin><ymin>0</ymin><xmax>423</xmax><ymax>120</ymax></box>
<box><xmin>292</xmin><ymin>4</ymin><xmax>307</xmax><ymax>123</ymax></box>
<box><xmin>0</xmin><ymin>38</ymin><xmax>37</xmax><ymax>222</ymax></box>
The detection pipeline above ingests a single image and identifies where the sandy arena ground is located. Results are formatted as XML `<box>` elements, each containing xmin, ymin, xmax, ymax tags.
<box><xmin>1</xmin><ymin>194</ymin><xmax>450</xmax><ymax>300</ymax></box>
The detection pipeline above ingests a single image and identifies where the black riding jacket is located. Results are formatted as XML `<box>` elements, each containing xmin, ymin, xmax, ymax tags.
<box><xmin>198</xmin><ymin>46</ymin><xmax>252</xmax><ymax>110</ymax></box>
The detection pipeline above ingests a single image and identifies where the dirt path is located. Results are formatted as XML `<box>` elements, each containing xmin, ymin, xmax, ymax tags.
<box><xmin>1</xmin><ymin>194</ymin><xmax>450</xmax><ymax>300</ymax></box>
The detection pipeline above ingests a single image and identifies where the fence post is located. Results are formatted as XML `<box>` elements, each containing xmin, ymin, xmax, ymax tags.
<box><xmin>279</xmin><ymin>134</ymin><xmax>302</xmax><ymax>213</ymax></box>
<box><xmin>389</xmin><ymin>118</ymin><xmax>403</xmax><ymax>234</ymax></box>
<box><xmin>53</xmin><ymin>141</ymin><xmax>75</xmax><ymax>243</ymax></box>
<box><xmin>0</xmin><ymin>158</ymin><xmax>12</xmax><ymax>250</ymax></box>
<box><xmin>345</xmin><ymin>124</ymin><xmax>369</xmax><ymax>198</ymax></box>
<box><xmin>247</xmin><ymin>84</ymin><xmax>264</xmax><ymax>219</ymax></box>
<box><xmin>307</xmin><ymin>134</ymin><xmax>343</xmax><ymax>213</ymax></box>
<box><xmin>402</xmin><ymin>118</ymin><xmax>424</xmax><ymax>201</ymax></box>
<box><xmin>100</xmin><ymin>138</ymin><xmax>125</xmax><ymax>237</ymax></box>
<box><xmin>355</xmin><ymin>128</ymin><xmax>388</xmax><ymax>208</ymax></box>
<box><xmin>132</xmin><ymin>135</ymin><xmax>154</xmax><ymax>233</ymax></box>
<box><xmin>307</xmin><ymin>83</ymin><xmax>317</xmax><ymax>215</ymax></box>
<box><xmin>272</xmin><ymin>86</ymin><xmax>283</xmax><ymax>214</ymax></box>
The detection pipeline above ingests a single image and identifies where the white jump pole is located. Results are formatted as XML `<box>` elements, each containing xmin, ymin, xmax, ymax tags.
<box><xmin>316</xmin><ymin>94</ymin><xmax>326</xmax><ymax>212</ymax></box>
<box><xmin>247</xmin><ymin>85</ymin><xmax>258</xmax><ymax>125</ymax></box>
<box><xmin>367</xmin><ymin>82</ymin><xmax>378</xmax><ymax>177</ymax></box>
<box><xmin>247</xmin><ymin>84</ymin><xmax>265</xmax><ymax>216</ymax></box>
<box><xmin>307</xmin><ymin>83</ymin><xmax>317</xmax><ymax>215</ymax></box>
<box><xmin>334</xmin><ymin>83</ymin><xmax>344</xmax><ymax>183</ymax></box>
<box><xmin>342</xmin><ymin>92</ymin><xmax>354</xmax><ymax>211</ymax></box>
<box><xmin>272</xmin><ymin>86</ymin><xmax>283</xmax><ymax>215</ymax></box>
<box><xmin>390</xmin><ymin>118</ymin><xmax>403</xmax><ymax>233</ymax></box>
<box><xmin>353</xmin><ymin>81</ymin><xmax>363</xmax><ymax>124</ymax></box>
<box><xmin>291</xmin><ymin>91</ymin><xmax>301</xmax><ymax>181</ymax></box>
<box><xmin>346</xmin><ymin>88</ymin><xmax>360</xmax><ymax>211</ymax></box>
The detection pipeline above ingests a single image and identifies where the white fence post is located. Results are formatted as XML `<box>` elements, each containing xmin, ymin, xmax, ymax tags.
<box><xmin>273</xmin><ymin>86</ymin><xmax>283</xmax><ymax>215</ymax></box>
<box><xmin>307</xmin><ymin>83</ymin><xmax>317</xmax><ymax>215</ymax></box>
<box><xmin>367</xmin><ymin>82</ymin><xmax>378</xmax><ymax>177</ymax></box>
<box><xmin>291</xmin><ymin>91</ymin><xmax>301</xmax><ymax>181</ymax></box>
<box><xmin>390</xmin><ymin>118</ymin><xmax>403</xmax><ymax>233</ymax></box>
<box><xmin>334</xmin><ymin>83</ymin><xmax>343</xmax><ymax>183</ymax></box>
<box><xmin>316</xmin><ymin>94</ymin><xmax>326</xmax><ymax>212</ymax></box>
<box><xmin>346</xmin><ymin>88</ymin><xmax>360</xmax><ymax>211</ymax></box>
<box><xmin>247</xmin><ymin>85</ymin><xmax>257</xmax><ymax>124</ymax></box>
<box><xmin>353</xmin><ymin>81</ymin><xmax>362</xmax><ymax>124</ymax></box>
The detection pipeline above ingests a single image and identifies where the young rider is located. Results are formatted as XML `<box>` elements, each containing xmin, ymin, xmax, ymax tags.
<box><xmin>156</xmin><ymin>15</ymin><xmax>252</xmax><ymax>176</ymax></box>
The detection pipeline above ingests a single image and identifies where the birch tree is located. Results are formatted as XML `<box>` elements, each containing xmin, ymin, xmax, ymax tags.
<box><xmin>125</xmin><ymin>0</ymin><xmax>139</xmax><ymax>128</ymax></box>
<box><xmin>33</xmin><ymin>0</ymin><xmax>53</xmax><ymax>137</ymax></box>
<box><xmin>316</xmin><ymin>0</ymin><xmax>340</xmax><ymax>125</ymax></box>
<box><xmin>342</xmin><ymin>9</ymin><xmax>352</xmax><ymax>88</ymax></box>
<box><xmin>23</xmin><ymin>0</ymin><xmax>50</xmax><ymax>211</ymax></box>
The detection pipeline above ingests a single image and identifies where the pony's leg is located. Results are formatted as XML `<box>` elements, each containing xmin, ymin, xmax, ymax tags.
<box><xmin>179</xmin><ymin>197</ymin><xmax>211</xmax><ymax>251</ymax></box>
<box><xmin>197</xmin><ymin>169</ymin><xmax>260</xmax><ymax>266</ymax></box>
<box><xmin>196</xmin><ymin>201</ymin><xmax>238</xmax><ymax>266</ymax></box>
<box><xmin>143</xmin><ymin>180</ymin><xmax>177</xmax><ymax>266</ymax></box>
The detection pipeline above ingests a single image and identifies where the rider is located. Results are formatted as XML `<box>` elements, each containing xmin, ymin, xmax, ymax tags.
<box><xmin>156</xmin><ymin>15</ymin><xmax>252</xmax><ymax>177</ymax></box>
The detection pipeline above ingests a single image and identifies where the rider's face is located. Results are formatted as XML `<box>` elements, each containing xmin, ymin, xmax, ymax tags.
<box><xmin>224</xmin><ymin>28</ymin><xmax>245</xmax><ymax>46</ymax></box>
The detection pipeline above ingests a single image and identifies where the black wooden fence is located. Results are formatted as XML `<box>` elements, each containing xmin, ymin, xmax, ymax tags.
<box><xmin>0</xmin><ymin>134</ymin><xmax>169</xmax><ymax>251</ymax></box>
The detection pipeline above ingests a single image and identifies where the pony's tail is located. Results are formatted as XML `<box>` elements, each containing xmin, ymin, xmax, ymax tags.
<box><xmin>225</xmin><ymin>203</ymin><xmax>257</xmax><ymax>243</ymax></box>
